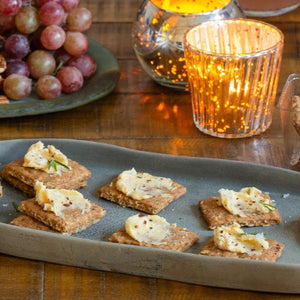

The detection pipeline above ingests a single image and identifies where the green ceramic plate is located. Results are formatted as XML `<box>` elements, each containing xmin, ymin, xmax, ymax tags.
<box><xmin>0</xmin><ymin>38</ymin><xmax>120</xmax><ymax>118</ymax></box>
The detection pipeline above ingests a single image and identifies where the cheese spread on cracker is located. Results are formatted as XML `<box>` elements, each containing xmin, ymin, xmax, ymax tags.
<box><xmin>35</xmin><ymin>181</ymin><xmax>91</xmax><ymax>217</ymax></box>
<box><xmin>23</xmin><ymin>141</ymin><xmax>70</xmax><ymax>174</ymax></box>
<box><xmin>217</xmin><ymin>187</ymin><xmax>275</xmax><ymax>217</ymax></box>
<box><xmin>214</xmin><ymin>222</ymin><xmax>269</xmax><ymax>256</ymax></box>
<box><xmin>116</xmin><ymin>168</ymin><xmax>174</xmax><ymax>200</ymax></box>
<box><xmin>125</xmin><ymin>214</ymin><xmax>174</xmax><ymax>245</ymax></box>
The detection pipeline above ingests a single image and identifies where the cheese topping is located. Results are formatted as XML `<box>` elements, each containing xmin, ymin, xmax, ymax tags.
<box><xmin>217</xmin><ymin>187</ymin><xmax>274</xmax><ymax>217</ymax></box>
<box><xmin>116</xmin><ymin>168</ymin><xmax>174</xmax><ymax>200</ymax></box>
<box><xmin>214</xmin><ymin>223</ymin><xmax>269</xmax><ymax>256</ymax></box>
<box><xmin>35</xmin><ymin>181</ymin><xmax>91</xmax><ymax>217</ymax></box>
<box><xmin>125</xmin><ymin>214</ymin><xmax>173</xmax><ymax>245</ymax></box>
<box><xmin>23</xmin><ymin>141</ymin><xmax>70</xmax><ymax>174</ymax></box>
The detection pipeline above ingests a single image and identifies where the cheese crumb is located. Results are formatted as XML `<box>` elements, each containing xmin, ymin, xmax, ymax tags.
<box><xmin>214</xmin><ymin>223</ymin><xmax>269</xmax><ymax>256</ymax></box>
<box><xmin>218</xmin><ymin>187</ymin><xmax>273</xmax><ymax>217</ymax></box>
<box><xmin>34</xmin><ymin>181</ymin><xmax>91</xmax><ymax>217</ymax></box>
<box><xmin>125</xmin><ymin>214</ymin><xmax>174</xmax><ymax>245</ymax></box>
<box><xmin>23</xmin><ymin>141</ymin><xmax>70</xmax><ymax>174</ymax></box>
<box><xmin>116</xmin><ymin>168</ymin><xmax>174</xmax><ymax>200</ymax></box>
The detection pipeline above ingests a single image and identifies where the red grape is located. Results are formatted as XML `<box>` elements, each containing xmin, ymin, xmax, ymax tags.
<box><xmin>63</xmin><ymin>31</ymin><xmax>88</xmax><ymax>56</ymax></box>
<box><xmin>54</xmin><ymin>47</ymin><xmax>72</xmax><ymax>65</ymax></box>
<box><xmin>66</xmin><ymin>7</ymin><xmax>92</xmax><ymax>32</ymax></box>
<box><xmin>67</xmin><ymin>54</ymin><xmax>97</xmax><ymax>79</ymax></box>
<box><xmin>4</xmin><ymin>59</ymin><xmax>30</xmax><ymax>77</ymax></box>
<box><xmin>36</xmin><ymin>74</ymin><xmax>62</xmax><ymax>99</ymax></box>
<box><xmin>5</xmin><ymin>33</ymin><xmax>30</xmax><ymax>59</ymax></box>
<box><xmin>36</xmin><ymin>0</ymin><xmax>63</xmax><ymax>7</ymax></box>
<box><xmin>57</xmin><ymin>66</ymin><xmax>83</xmax><ymax>93</ymax></box>
<box><xmin>0</xmin><ymin>13</ymin><xmax>15</xmax><ymax>34</ymax></box>
<box><xmin>0</xmin><ymin>0</ymin><xmax>22</xmax><ymax>16</ymax></box>
<box><xmin>27</xmin><ymin>50</ymin><xmax>56</xmax><ymax>79</ymax></box>
<box><xmin>41</xmin><ymin>24</ymin><xmax>66</xmax><ymax>50</ymax></box>
<box><xmin>63</xmin><ymin>0</ymin><xmax>80</xmax><ymax>12</ymax></box>
<box><xmin>3</xmin><ymin>74</ymin><xmax>32</xmax><ymax>100</ymax></box>
<box><xmin>15</xmin><ymin>5</ymin><xmax>40</xmax><ymax>34</ymax></box>
<box><xmin>39</xmin><ymin>2</ymin><xmax>65</xmax><ymax>26</ymax></box>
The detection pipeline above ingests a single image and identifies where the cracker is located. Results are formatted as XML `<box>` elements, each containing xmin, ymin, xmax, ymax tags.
<box><xmin>0</xmin><ymin>181</ymin><xmax>2</xmax><ymax>197</ymax></box>
<box><xmin>98</xmin><ymin>177</ymin><xmax>186</xmax><ymax>214</ymax></box>
<box><xmin>199</xmin><ymin>197</ymin><xmax>282</xmax><ymax>229</ymax></box>
<box><xmin>200</xmin><ymin>237</ymin><xmax>284</xmax><ymax>262</ymax></box>
<box><xmin>10</xmin><ymin>215</ymin><xmax>60</xmax><ymax>233</ymax></box>
<box><xmin>18</xmin><ymin>198</ymin><xmax>106</xmax><ymax>235</ymax></box>
<box><xmin>109</xmin><ymin>226</ymin><xmax>199</xmax><ymax>252</ymax></box>
<box><xmin>0</xmin><ymin>158</ymin><xmax>91</xmax><ymax>196</ymax></box>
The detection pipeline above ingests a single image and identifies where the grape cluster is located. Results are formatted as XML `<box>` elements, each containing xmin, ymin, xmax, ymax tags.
<box><xmin>0</xmin><ymin>0</ymin><xmax>97</xmax><ymax>100</ymax></box>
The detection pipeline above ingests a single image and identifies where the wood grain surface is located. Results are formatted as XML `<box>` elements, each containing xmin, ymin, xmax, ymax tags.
<box><xmin>0</xmin><ymin>1</ymin><xmax>299</xmax><ymax>299</ymax></box>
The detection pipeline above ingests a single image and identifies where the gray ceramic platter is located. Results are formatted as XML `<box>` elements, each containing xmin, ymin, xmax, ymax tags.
<box><xmin>0</xmin><ymin>38</ymin><xmax>119</xmax><ymax>118</ymax></box>
<box><xmin>0</xmin><ymin>139</ymin><xmax>299</xmax><ymax>293</ymax></box>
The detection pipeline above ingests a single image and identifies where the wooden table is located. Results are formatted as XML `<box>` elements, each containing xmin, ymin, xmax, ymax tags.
<box><xmin>0</xmin><ymin>1</ymin><xmax>299</xmax><ymax>299</ymax></box>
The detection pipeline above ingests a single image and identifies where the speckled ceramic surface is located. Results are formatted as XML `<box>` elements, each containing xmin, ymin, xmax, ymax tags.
<box><xmin>0</xmin><ymin>39</ymin><xmax>120</xmax><ymax>118</ymax></box>
<box><xmin>0</xmin><ymin>139</ymin><xmax>299</xmax><ymax>293</ymax></box>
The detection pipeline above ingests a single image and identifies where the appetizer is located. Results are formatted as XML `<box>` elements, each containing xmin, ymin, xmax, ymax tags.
<box><xmin>11</xmin><ymin>181</ymin><xmax>106</xmax><ymax>235</ymax></box>
<box><xmin>199</xmin><ymin>187</ymin><xmax>281</xmax><ymax>229</ymax></box>
<box><xmin>98</xmin><ymin>168</ymin><xmax>186</xmax><ymax>214</ymax></box>
<box><xmin>109</xmin><ymin>213</ymin><xmax>199</xmax><ymax>252</ymax></box>
<box><xmin>1</xmin><ymin>141</ymin><xmax>91</xmax><ymax>196</ymax></box>
<box><xmin>200</xmin><ymin>223</ymin><xmax>284</xmax><ymax>262</ymax></box>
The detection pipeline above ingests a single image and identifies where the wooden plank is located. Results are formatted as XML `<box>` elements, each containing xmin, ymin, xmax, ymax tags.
<box><xmin>0</xmin><ymin>255</ymin><xmax>44</xmax><ymax>300</ymax></box>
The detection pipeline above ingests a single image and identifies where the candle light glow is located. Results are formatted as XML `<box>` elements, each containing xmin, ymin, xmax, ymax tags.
<box><xmin>132</xmin><ymin>0</ymin><xmax>243</xmax><ymax>89</ymax></box>
<box><xmin>184</xmin><ymin>19</ymin><xmax>284</xmax><ymax>138</ymax></box>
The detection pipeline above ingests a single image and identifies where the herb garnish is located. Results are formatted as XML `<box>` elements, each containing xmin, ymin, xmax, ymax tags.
<box><xmin>12</xmin><ymin>201</ymin><xmax>19</xmax><ymax>212</ymax></box>
<box><xmin>240</xmin><ymin>233</ymin><xmax>258</xmax><ymax>236</ymax></box>
<box><xmin>262</xmin><ymin>202</ymin><xmax>277</xmax><ymax>211</ymax></box>
<box><xmin>48</xmin><ymin>159</ymin><xmax>70</xmax><ymax>172</ymax></box>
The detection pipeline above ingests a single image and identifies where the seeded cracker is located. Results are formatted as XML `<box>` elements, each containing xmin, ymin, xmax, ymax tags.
<box><xmin>109</xmin><ymin>214</ymin><xmax>199</xmax><ymax>251</ymax></box>
<box><xmin>200</xmin><ymin>237</ymin><xmax>284</xmax><ymax>262</ymax></box>
<box><xmin>10</xmin><ymin>215</ymin><xmax>60</xmax><ymax>233</ymax></box>
<box><xmin>98</xmin><ymin>172</ymin><xmax>186</xmax><ymax>214</ymax></box>
<box><xmin>18</xmin><ymin>198</ymin><xmax>106</xmax><ymax>235</ymax></box>
<box><xmin>1</xmin><ymin>158</ymin><xmax>91</xmax><ymax>197</ymax></box>
<box><xmin>199</xmin><ymin>197</ymin><xmax>282</xmax><ymax>229</ymax></box>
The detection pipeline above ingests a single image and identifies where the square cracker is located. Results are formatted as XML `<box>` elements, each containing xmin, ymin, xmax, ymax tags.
<box><xmin>98</xmin><ymin>176</ymin><xmax>186</xmax><ymax>214</ymax></box>
<box><xmin>0</xmin><ymin>158</ymin><xmax>91</xmax><ymax>197</ymax></box>
<box><xmin>18</xmin><ymin>199</ymin><xmax>106</xmax><ymax>235</ymax></box>
<box><xmin>10</xmin><ymin>215</ymin><xmax>60</xmax><ymax>234</ymax></box>
<box><xmin>200</xmin><ymin>237</ymin><xmax>284</xmax><ymax>262</ymax></box>
<box><xmin>109</xmin><ymin>226</ymin><xmax>199</xmax><ymax>252</ymax></box>
<box><xmin>199</xmin><ymin>197</ymin><xmax>282</xmax><ymax>229</ymax></box>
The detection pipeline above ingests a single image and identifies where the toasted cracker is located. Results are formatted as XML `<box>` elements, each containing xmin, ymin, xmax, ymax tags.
<box><xmin>199</xmin><ymin>197</ymin><xmax>282</xmax><ymax>229</ymax></box>
<box><xmin>0</xmin><ymin>158</ymin><xmax>91</xmax><ymax>196</ymax></box>
<box><xmin>98</xmin><ymin>176</ymin><xmax>186</xmax><ymax>214</ymax></box>
<box><xmin>109</xmin><ymin>226</ymin><xmax>199</xmax><ymax>252</ymax></box>
<box><xmin>18</xmin><ymin>199</ymin><xmax>106</xmax><ymax>235</ymax></box>
<box><xmin>200</xmin><ymin>237</ymin><xmax>284</xmax><ymax>262</ymax></box>
<box><xmin>10</xmin><ymin>215</ymin><xmax>60</xmax><ymax>233</ymax></box>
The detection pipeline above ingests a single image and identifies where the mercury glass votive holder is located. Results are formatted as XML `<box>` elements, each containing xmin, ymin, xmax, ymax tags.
<box><xmin>132</xmin><ymin>0</ymin><xmax>244</xmax><ymax>90</ymax></box>
<box><xmin>184</xmin><ymin>19</ymin><xmax>284</xmax><ymax>138</ymax></box>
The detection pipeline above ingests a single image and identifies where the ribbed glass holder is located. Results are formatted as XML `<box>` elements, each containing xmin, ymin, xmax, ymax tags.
<box><xmin>184</xmin><ymin>19</ymin><xmax>284</xmax><ymax>138</ymax></box>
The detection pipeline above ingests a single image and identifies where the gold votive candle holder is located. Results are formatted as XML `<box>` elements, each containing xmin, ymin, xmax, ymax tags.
<box><xmin>184</xmin><ymin>19</ymin><xmax>284</xmax><ymax>138</ymax></box>
<box><xmin>132</xmin><ymin>0</ymin><xmax>244</xmax><ymax>90</ymax></box>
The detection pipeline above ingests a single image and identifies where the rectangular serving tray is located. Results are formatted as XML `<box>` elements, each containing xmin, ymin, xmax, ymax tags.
<box><xmin>0</xmin><ymin>139</ymin><xmax>299</xmax><ymax>293</ymax></box>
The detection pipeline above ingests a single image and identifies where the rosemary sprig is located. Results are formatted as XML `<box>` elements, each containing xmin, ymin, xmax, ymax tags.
<box><xmin>48</xmin><ymin>159</ymin><xmax>70</xmax><ymax>172</ymax></box>
<box><xmin>262</xmin><ymin>202</ymin><xmax>277</xmax><ymax>211</ymax></box>
<box><xmin>240</xmin><ymin>233</ymin><xmax>258</xmax><ymax>236</ymax></box>
<box><xmin>12</xmin><ymin>201</ymin><xmax>19</xmax><ymax>212</ymax></box>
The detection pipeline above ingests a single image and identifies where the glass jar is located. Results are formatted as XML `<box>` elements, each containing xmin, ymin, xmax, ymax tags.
<box><xmin>132</xmin><ymin>0</ymin><xmax>244</xmax><ymax>90</ymax></box>
<box><xmin>238</xmin><ymin>0</ymin><xmax>300</xmax><ymax>17</ymax></box>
